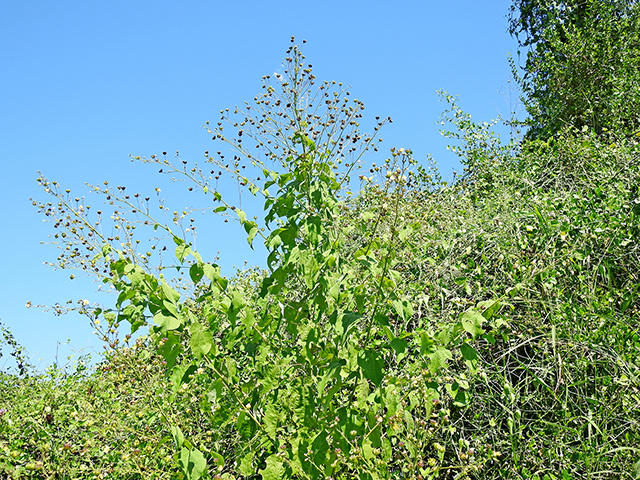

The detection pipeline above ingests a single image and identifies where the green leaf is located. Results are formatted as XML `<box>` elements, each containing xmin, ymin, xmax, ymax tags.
<box><xmin>170</xmin><ymin>363</ymin><xmax>197</xmax><ymax>392</ymax></box>
<box><xmin>264</xmin><ymin>402</ymin><xmax>283</xmax><ymax>439</ymax></box>
<box><xmin>225</xmin><ymin>357</ymin><xmax>237</xmax><ymax>380</ymax></box>
<box><xmin>214</xmin><ymin>205</ymin><xmax>227</xmax><ymax>213</ymax></box>
<box><xmin>163</xmin><ymin>299</ymin><xmax>178</xmax><ymax>316</ymax></box>
<box><xmin>247</xmin><ymin>226</ymin><xmax>258</xmax><ymax>247</ymax></box>
<box><xmin>203</xmin><ymin>263</ymin><xmax>219</xmax><ymax>281</ymax></box>
<box><xmin>461</xmin><ymin>308</ymin><xmax>485</xmax><ymax>339</ymax></box>
<box><xmin>236</xmin><ymin>208</ymin><xmax>247</xmax><ymax>224</ymax></box>
<box><xmin>392</xmin><ymin>299</ymin><xmax>414</xmax><ymax>321</ymax></box>
<box><xmin>119</xmin><ymin>304</ymin><xmax>145</xmax><ymax>332</ymax></box>
<box><xmin>101</xmin><ymin>244</ymin><xmax>112</xmax><ymax>258</ymax></box>
<box><xmin>158</xmin><ymin>333</ymin><xmax>182</xmax><ymax>370</ymax></box>
<box><xmin>358</xmin><ymin>349</ymin><xmax>384</xmax><ymax>386</ymax></box>
<box><xmin>259</xmin><ymin>454</ymin><xmax>285</xmax><ymax>480</ymax></box>
<box><xmin>161</xmin><ymin>279</ymin><xmax>180</xmax><ymax>304</ymax></box>
<box><xmin>176</xmin><ymin>243</ymin><xmax>191</xmax><ymax>263</ymax></box>
<box><xmin>374</xmin><ymin>313</ymin><xmax>390</xmax><ymax>327</ymax></box>
<box><xmin>362</xmin><ymin>439</ymin><xmax>375</xmax><ymax>461</ymax></box>
<box><xmin>337</xmin><ymin>312</ymin><xmax>361</xmax><ymax>339</ymax></box>
<box><xmin>178</xmin><ymin>447</ymin><xmax>207</xmax><ymax>480</ymax></box>
<box><xmin>124</xmin><ymin>264</ymin><xmax>144</xmax><ymax>286</ymax></box>
<box><xmin>305</xmin><ymin>215</ymin><xmax>321</xmax><ymax>246</ymax></box>
<box><xmin>153</xmin><ymin>311</ymin><xmax>182</xmax><ymax>330</ymax></box>
<box><xmin>170</xmin><ymin>425</ymin><xmax>184</xmax><ymax>448</ymax></box>
<box><xmin>209</xmin><ymin>451</ymin><xmax>224</xmax><ymax>471</ymax></box>
<box><xmin>238</xmin><ymin>451</ymin><xmax>255</xmax><ymax>477</ymax></box>
<box><xmin>460</xmin><ymin>342</ymin><xmax>479</xmax><ymax>373</ymax></box>
<box><xmin>189</xmin><ymin>263</ymin><xmax>204</xmax><ymax>284</ymax></box>
<box><xmin>507</xmin><ymin>283</ymin><xmax>523</xmax><ymax>298</ymax></box>
<box><xmin>292</xmin><ymin>131</ymin><xmax>316</xmax><ymax>150</ymax></box>
<box><xmin>399</xmin><ymin>227</ymin><xmax>412</xmax><ymax>241</ymax></box>
<box><xmin>231</xmin><ymin>290</ymin><xmax>245</xmax><ymax>310</ymax></box>
<box><xmin>267</xmin><ymin>234</ymin><xmax>282</xmax><ymax>249</ymax></box>
<box><xmin>446</xmin><ymin>383</ymin><xmax>468</xmax><ymax>407</ymax></box>
<box><xmin>476</xmin><ymin>299</ymin><xmax>501</xmax><ymax>319</ymax></box>
<box><xmin>391</xmin><ymin>337</ymin><xmax>407</xmax><ymax>361</ymax></box>
<box><xmin>428</xmin><ymin>347</ymin><xmax>452</xmax><ymax>374</ymax></box>
<box><xmin>328</xmin><ymin>282</ymin><xmax>340</xmax><ymax>302</ymax></box>
<box><xmin>355</xmin><ymin>294</ymin><xmax>366</xmax><ymax>313</ymax></box>
<box><xmin>189</xmin><ymin>323</ymin><xmax>212</xmax><ymax>359</ymax></box>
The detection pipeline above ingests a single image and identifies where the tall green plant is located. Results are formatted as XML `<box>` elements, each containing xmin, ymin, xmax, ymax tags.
<box><xmin>34</xmin><ymin>41</ymin><xmax>499</xmax><ymax>479</ymax></box>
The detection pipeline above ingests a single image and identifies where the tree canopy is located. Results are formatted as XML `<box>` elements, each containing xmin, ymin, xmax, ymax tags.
<box><xmin>509</xmin><ymin>0</ymin><xmax>640</xmax><ymax>139</ymax></box>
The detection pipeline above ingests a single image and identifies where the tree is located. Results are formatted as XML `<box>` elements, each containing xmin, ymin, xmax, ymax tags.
<box><xmin>509</xmin><ymin>0</ymin><xmax>640</xmax><ymax>140</ymax></box>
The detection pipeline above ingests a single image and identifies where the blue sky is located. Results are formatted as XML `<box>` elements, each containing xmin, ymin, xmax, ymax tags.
<box><xmin>0</xmin><ymin>0</ymin><xmax>521</xmax><ymax>372</ymax></box>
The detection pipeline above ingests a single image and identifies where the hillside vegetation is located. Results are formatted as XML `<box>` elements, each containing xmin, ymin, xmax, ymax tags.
<box><xmin>2</xmin><ymin>2</ymin><xmax>640</xmax><ymax>479</ymax></box>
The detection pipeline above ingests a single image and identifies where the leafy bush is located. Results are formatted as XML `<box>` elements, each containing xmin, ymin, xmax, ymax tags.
<box><xmin>1</xmin><ymin>333</ymin><xmax>242</xmax><ymax>479</ymax></box>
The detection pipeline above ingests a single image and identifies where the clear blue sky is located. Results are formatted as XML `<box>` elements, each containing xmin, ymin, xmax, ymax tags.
<box><xmin>0</xmin><ymin>0</ymin><xmax>521</xmax><ymax>372</ymax></box>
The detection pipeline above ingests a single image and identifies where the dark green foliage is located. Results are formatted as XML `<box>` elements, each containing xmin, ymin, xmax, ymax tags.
<box><xmin>509</xmin><ymin>0</ymin><xmax>640</xmax><ymax>140</ymax></box>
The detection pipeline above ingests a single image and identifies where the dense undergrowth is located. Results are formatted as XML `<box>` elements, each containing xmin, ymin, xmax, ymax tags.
<box><xmin>2</xmin><ymin>6</ymin><xmax>640</xmax><ymax>478</ymax></box>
